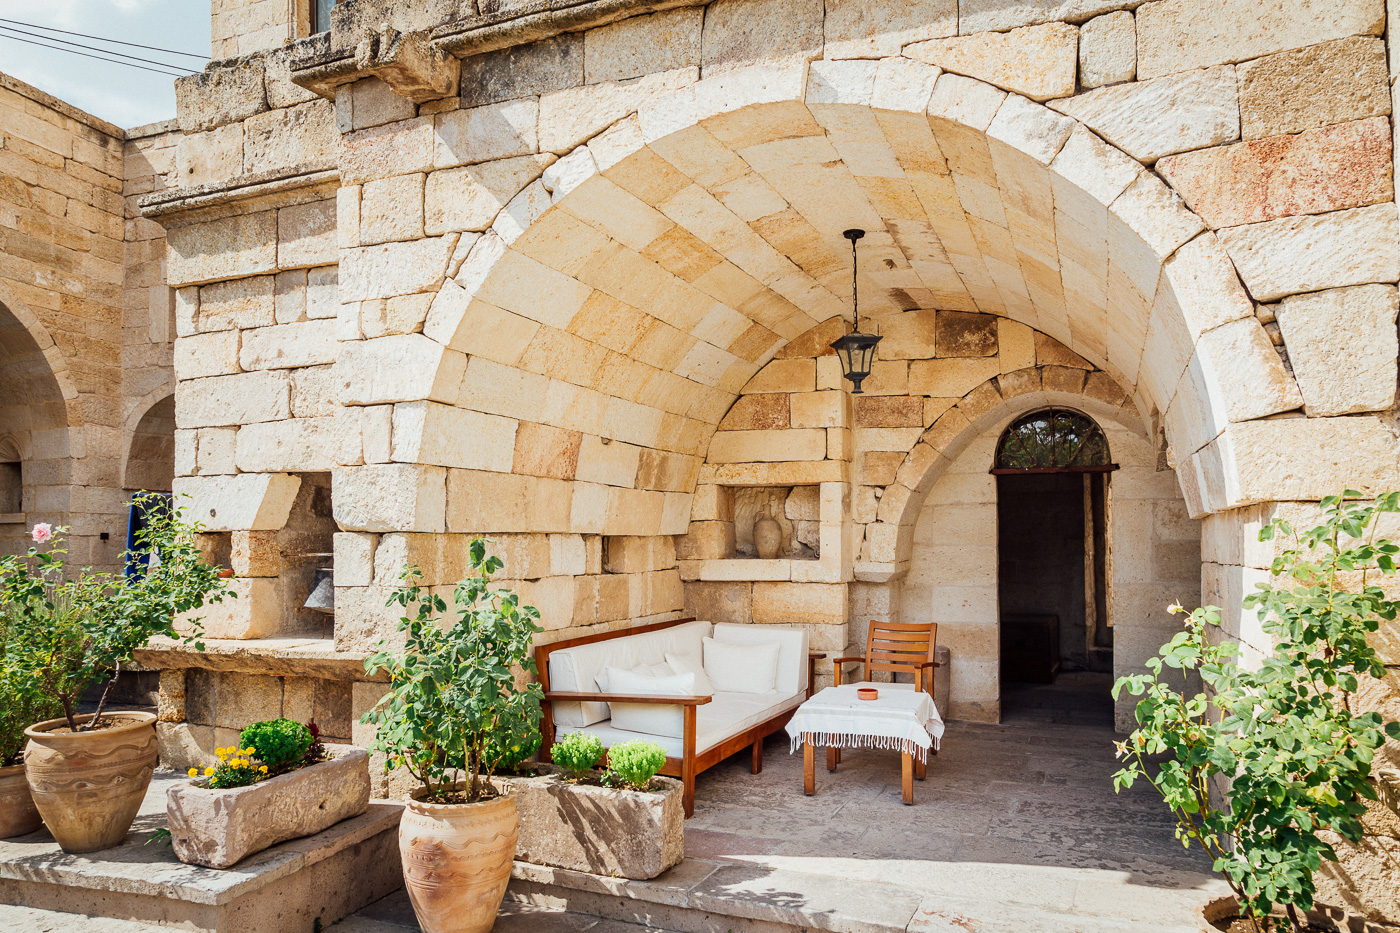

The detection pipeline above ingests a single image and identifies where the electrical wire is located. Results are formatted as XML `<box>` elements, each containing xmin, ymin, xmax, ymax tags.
<box><xmin>0</xmin><ymin>28</ymin><xmax>187</xmax><ymax>77</ymax></box>
<box><xmin>0</xmin><ymin>17</ymin><xmax>207</xmax><ymax>60</ymax></box>
<box><xmin>0</xmin><ymin>23</ymin><xmax>194</xmax><ymax>72</ymax></box>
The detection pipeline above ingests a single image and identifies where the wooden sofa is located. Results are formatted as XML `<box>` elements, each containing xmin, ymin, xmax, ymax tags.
<box><xmin>536</xmin><ymin>617</ymin><xmax>819</xmax><ymax>816</ymax></box>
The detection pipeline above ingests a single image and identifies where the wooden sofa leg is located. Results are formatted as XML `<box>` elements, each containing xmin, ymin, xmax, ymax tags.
<box><xmin>682</xmin><ymin>772</ymin><xmax>695</xmax><ymax>817</ymax></box>
<box><xmin>751</xmin><ymin>738</ymin><xmax>763</xmax><ymax>774</ymax></box>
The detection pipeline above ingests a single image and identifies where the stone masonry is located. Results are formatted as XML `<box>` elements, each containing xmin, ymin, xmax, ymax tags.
<box><xmin>1</xmin><ymin>0</ymin><xmax>1399</xmax><ymax>921</ymax></box>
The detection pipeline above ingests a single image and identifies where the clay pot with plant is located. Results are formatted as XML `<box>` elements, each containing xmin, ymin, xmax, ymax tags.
<box><xmin>361</xmin><ymin>539</ymin><xmax>544</xmax><ymax>933</ymax></box>
<box><xmin>0</xmin><ymin>494</ymin><xmax>229</xmax><ymax>853</ymax></box>
<box><xmin>1113</xmin><ymin>492</ymin><xmax>1400</xmax><ymax>933</ymax></box>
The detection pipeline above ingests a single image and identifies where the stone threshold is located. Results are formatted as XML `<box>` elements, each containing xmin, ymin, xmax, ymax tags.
<box><xmin>136</xmin><ymin>636</ymin><xmax>387</xmax><ymax>682</ymax></box>
<box><xmin>0</xmin><ymin>773</ymin><xmax>403</xmax><ymax>932</ymax></box>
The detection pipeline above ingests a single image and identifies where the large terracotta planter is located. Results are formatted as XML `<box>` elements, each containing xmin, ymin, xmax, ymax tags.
<box><xmin>23</xmin><ymin>711</ymin><xmax>158</xmax><ymax>853</ymax></box>
<box><xmin>497</xmin><ymin>766</ymin><xmax>684</xmax><ymax>879</ymax></box>
<box><xmin>166</xmin><ymin>745</ymin><xmax>371</xmax><ymax>868</ymax></box>
<box><xmin>1200</xmin><ymin>895</ymin><xmax>1391</xmax><ymax>933</ymax></box>
<box><xmin>399</xmin><ymin>786</ymin><xmax>517</xmax><ymax>933</ymax></box>
<box><xmin>0</xmin><ymin>763</ymin><xmax>43</xmax><ymax>838</ymax></box>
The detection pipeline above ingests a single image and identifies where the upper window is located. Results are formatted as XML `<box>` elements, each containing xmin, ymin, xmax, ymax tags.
<box><xmin>0</xmin><ymin>436</ymin><xmax>20</xmax><ymax>514</ymax></box>
<box><xmin>312</xmin><ymin>0</ymin><xmax>336</xmax><ymax>34</ymax></box>
<box><xmin>994</xmin><ymin>409</ymin><xmax>1112</xmax><ymax>472</ymax></box>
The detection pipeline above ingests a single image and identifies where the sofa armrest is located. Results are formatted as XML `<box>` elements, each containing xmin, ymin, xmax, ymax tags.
<box><xmin>543</xmin><ymin>691</ymin><xmax>713</xmax><ymax>706</ymax></box>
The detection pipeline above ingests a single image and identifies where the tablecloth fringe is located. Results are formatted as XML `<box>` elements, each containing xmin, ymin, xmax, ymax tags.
<box><xmin>790</xmin><ymin>730</ymin><xmax>939</xmax><ymax>763</ymax></box>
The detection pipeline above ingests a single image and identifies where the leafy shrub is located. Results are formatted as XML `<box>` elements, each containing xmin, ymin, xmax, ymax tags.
<box><xmin>1114</xmin><ymin>491</ymin><xmax>1400</xmax><ymax>933</ymax></box>
<box><xmin>240</xmin><ymin>718</ymin><xmax>312</xmax><ymax>769</ymax></box>
<box><xmin>607</xmin><ymin>740</ymin><xmax>667</xmax><ymax>790</ymax></box>
<box><xmin>362</xmin><ymin>540</ymin><xmax>544</xmax><ymax>803</ymax></box>
<box><xmin>551</xmin><ymin>732</ymin><xmax>603</xmax><ymax>778</ymax></box>
<box><xmin>0</xmin><ymin>494</ymin><xmax>228</xmax><ymax>732</ymax></box>
<box><xmin>489</xmin><ymin>728</ymin><xmax>541</xmax><ymax>773</ymax></box>
<box><xmin>0</xmin><ymin>604</ymin><xmax>63</xmax><ymax>766</ymax></box>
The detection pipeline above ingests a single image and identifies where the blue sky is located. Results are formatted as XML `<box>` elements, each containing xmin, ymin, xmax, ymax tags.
<box><xmin>0</xmin><ymin>0</ymin><xmax>210</xmax><ymax>128</ymax></box>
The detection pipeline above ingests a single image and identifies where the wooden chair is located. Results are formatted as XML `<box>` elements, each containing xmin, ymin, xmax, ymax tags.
<box><xmin>830</xmin><ymin>621</ymin><xmax>940</xmax><ymax>778</ymax></box>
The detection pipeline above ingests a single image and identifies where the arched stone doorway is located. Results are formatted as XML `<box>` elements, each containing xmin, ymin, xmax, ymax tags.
<box><xmin>904</xmin><ymin>398</ymin><xmax>1199</xmax><ymax>728</ymax></box>
<box><xmin>0</xmin><ymin>302</ymin><xmax>72</xmax><ymax>558</ymax></box>
<box><xmin>124</xmin><ymin>394</ymin><xmax>176</xmax><ymax>495</ymax></box>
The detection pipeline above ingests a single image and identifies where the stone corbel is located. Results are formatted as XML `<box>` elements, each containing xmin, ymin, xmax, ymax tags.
<box><xmin>356</xmin><ymin>24</ymin><xmax>459</xmax><ymax>102</ymax></box>
<box><xmin>290</xmin><ymin>25</ymin><xmax>458</xmax><ymax>103</ymax></box>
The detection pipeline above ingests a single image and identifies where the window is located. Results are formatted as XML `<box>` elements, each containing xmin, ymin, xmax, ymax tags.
<box><xmin>993</xmin><ymin>409</ymin><xmax>1112</xmax><ymax>472</ymax></box>
<box><xmin>312</xmin><ymin>0</ymin><xmax>335</xmax><ymax>34</ymax></box>
<box><xmin>0</xmin><ymin>436</ymin><xmax>20</xmax><ymax>514</ymax></box>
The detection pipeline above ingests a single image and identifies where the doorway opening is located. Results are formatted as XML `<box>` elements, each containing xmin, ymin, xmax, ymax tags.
<box><xmin>993</xmin><ymin>409</ymin><xmax>1114</xmax><ymax>724</ymax></box>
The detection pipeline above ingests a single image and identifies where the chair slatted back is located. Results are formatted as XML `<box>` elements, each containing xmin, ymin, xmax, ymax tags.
<box><xmin>867</xmin><ymin>621</ymin><xmax>938</xmax><ymax>689</ymax></box>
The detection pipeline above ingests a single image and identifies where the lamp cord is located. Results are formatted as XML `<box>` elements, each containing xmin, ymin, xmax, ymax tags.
<box><xmin>850</xmin><ymin>234</ymin><xmax>859</xmax><ymax>333</ymax></box>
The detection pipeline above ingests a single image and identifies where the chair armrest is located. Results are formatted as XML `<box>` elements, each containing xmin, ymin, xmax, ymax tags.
<box><xmin>543</xmin><ymin>691</ymin><xmax>713</xmax><ymax>706</ymax></box>
<box><xmin>832</xmin><ymin>656</ymin><xmax>866</xmax><ymax>666</ymax></box>
<box><xmin>808</xmin><ymin>651</ymin><xmax>828</xmax><ymax>659</ymax></box>
<box><xmin>914</xmin><ymin>660</ymin><xmax>940</xmax><ymax>669</ymax></box>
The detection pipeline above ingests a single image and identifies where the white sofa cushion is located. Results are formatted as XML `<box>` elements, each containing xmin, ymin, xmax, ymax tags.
<box><xmin>548</xmin><ymin>620</ymin><xmax>712</xmax><ymax>726</ymax></box>
<box><xmin>665</xmin><ymin>652</ymin><xmax>715</xmax><ymax>694</ymax></box>
<box><xmin>595</xmin><ymin>661</ymin><xmax>671</xmax><ymax>693</ymax></box>
<box><xmin>605</xmin><ymin>668</ymin><xmax>698</xmax><ymax>737</ymax></box>
<box><xmin>704</xmin><ymin>637</ymin><xmax>780</xmax><ymax>694</ymax></box>
<box><xmin>556</xmin><ymin>690</ymin><xmax>806</xmax><ymax>757</ymax></box>
<box><xmin>711</xmin><ymin>622</ymin><xmax>809</xmax><ymax>697</ymax></box>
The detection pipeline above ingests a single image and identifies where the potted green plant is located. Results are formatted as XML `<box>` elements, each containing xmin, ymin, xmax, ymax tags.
<box><xmin>1</xmin><ymin>494</ymin><xmax>229</xmax><ymax>853</ymax></box>
<box><xmin>1114</xmin><ymin>492</ymin><xmax>1400</xmax><ymax>933</ymax></box>
<box><xmin>505</xmin><ymin>732</ymin><xmax>685</xmax><ymax>880</ymax></box>
<box><xmin>165</xmin><ymin>718</ymin><xmax>370</xmax><ymax>868</ymax></box>
<box><xmin>0</xmin><ymin>604</ymin><xmax>63</xmax><ymax>838</ymax></box>
<box><xmin>361</xmin><ymin>539</ymin><xmax>543</xmax><ymax>933</ymax></box>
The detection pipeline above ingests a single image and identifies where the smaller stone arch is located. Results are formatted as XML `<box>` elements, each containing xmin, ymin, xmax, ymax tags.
<box><xmin>123</xmin><ymin>395</ymin><xmax>176</xmax><ymax>493</ymax></box>
<box><xmin>992</xmin><ymin>408</ymin><xmax>1113</xmax><ymax>471</ymax></box>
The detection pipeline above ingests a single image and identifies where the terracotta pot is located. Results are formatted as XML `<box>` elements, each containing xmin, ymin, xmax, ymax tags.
<box><xmin>1199</xmin><ymin>895</ymin><xmax>1390</xmax><ymax>933</ymax></box>
<box><xmin>23</xmin><ymin>711</ymin><xmax>159</xmax><ymax>853</ymax></box>
<box><xmin>399</xmin><ymin>786</ymin><xmax>518</xmax><ymax>933</ymax></box>
<box><xmin>0</xmin><ymin>763</ymin><xmax>43</xmax><ymax>838</ymax></box>
<box><xmin>754</xmin><ymin>510</ymin><xmax>782</xmax><ymax>560</ymax></box>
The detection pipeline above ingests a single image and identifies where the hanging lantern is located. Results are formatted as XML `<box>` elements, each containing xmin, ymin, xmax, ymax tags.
<box><xmin>829</xmin><ymin>228</ymin><xmax>883</xmax><ymax>394</ymax></box>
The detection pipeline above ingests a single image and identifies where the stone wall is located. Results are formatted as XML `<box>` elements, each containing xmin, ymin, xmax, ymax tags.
<box><xmin>0</xmin><ymin>74</ymin><xmax>135</xmax><ymax>570</ymax></box>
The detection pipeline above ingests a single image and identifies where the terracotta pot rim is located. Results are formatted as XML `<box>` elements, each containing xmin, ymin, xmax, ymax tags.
<box><xmin>24</xmin><ymin>711</ymin><xmax>156</xmax><ymax>742</ymax></box>
<box><xmin>406</xmin><ymin>784</ymin><xmax>517</xmax><ymax>815</ymax></box>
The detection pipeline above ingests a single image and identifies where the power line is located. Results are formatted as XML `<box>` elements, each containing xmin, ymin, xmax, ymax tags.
<box><xmin>0</xmin><ymin>17</ymin><xmax>207</xmax><ymax>61</ymax></box>
<box><xmin>0</xmin><ymin>22</ymin><xmax>195</xmax><ymax>72</ymax></box>
<box><xmin>0</xmin><ymin>29</ymin><xmax>186</xmax><ymax>77</ymax></box>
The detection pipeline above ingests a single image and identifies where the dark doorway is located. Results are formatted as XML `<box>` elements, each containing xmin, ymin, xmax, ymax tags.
<box><xmin>996</xmin><ymin>471</ymin><xmax>1113</xmax><ymax>718</ymax></box>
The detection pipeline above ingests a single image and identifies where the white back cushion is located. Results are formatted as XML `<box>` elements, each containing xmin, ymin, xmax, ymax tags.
<box><xmin>606</xmin><ymin>668</ymin><xmax>696</xmax><ymax>737</ymax></box>
<box><xmin>704</xmin><ymin>637</ymin><xmax>780</xmax><ymax>694</ymax></box>
<box><xmin>548</xmin><ymin>619</ymin><xmax>712</xmax><ymax>726</ymax></box>
<box><xmin>712</xmin><ymin>622</ymin><xmax>809</xmax><ymax>697</ymax></box>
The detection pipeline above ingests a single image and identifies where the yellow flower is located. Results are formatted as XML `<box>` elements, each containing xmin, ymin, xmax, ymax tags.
<box><xmin>259</xmin><ymin>766</ymin><xmax>268</xmax><ymax>773</ymax></box>
<box><xmin>203</xmin><ymin>767</ymin><xmax>215</xmax><ymax>776</ymax></box>
<box><xmin>243</xmin><ymin>747</ymin><xmax>255</xmax><ymax>756</ymax></box>
<box><xmin>188</xmin><ymin>768</ymin><xmax>198</xmax><ymax>777</ymax></box>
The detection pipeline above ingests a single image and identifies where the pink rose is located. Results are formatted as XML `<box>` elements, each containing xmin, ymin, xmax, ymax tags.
<box><xmin>31</xmin><ymin>523</ymin><xmax>53</xmax><ymax>544</ymax></box>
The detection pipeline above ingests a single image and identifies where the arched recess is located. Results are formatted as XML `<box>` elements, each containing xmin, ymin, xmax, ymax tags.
<box><xmin>123</xmin><ymin>393</ymin><xmax>176</xmax><ymax>493</ymax></box>
<box><xmin>882</xmin><ymin>386</ymin><xmax>1198</xmax><ymax>727</ymax></box>
<box><xmin>0</xmin><ymin>299</ymin><xmax>73</xmax><ymax>553</ymax></box>
<box><xmin>362</xmin><ymin>61</ymin><xmax>1297</xmax><ymax>535</ymax></box>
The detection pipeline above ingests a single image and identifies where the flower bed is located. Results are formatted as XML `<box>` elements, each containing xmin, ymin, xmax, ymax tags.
<box><xmin>167</xmin><ymin>743</ymin><xmax>370</xmax><ymax>868</ymax></box>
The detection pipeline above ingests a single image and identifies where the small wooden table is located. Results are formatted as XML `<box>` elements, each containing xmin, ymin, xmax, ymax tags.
<box><xmin>787</xmin><ymin>684</ymin><xmax>943</xmax><ymax>806</ymax></box>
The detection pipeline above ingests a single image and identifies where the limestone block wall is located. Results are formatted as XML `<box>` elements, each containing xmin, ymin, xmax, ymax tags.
<box><xmin>0</xmin><ymin>74</ymin><xmax>132</xmax><ymax>570</ymax></box>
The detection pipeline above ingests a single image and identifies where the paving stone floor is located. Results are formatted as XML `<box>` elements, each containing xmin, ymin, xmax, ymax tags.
<box><xmin>670</xmin><ymin>672</ymin><xmax>1227</xmax><ymax>932</ymax></box>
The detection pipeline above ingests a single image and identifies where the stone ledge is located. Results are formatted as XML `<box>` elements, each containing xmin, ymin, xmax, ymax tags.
<box><xmin>138</xmin><ymin>165</ymin><xmax>339</xmax><ymax>221</ymax></box>
<box><xmin>0</xmin><ymin>773</ymin><xmax>403</xmax><ymax>933</ymax></box>
<box><xmin>135</xmin><ymin>636</ymin><xmax>388</xmax><ymax>682</ymax></box>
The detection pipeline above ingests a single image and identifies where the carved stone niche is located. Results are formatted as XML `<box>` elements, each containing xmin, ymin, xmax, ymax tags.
<box><xmin>732</xmin><ymin>486</ymin><xmax>819</xmax><ymax>559</ymax></box>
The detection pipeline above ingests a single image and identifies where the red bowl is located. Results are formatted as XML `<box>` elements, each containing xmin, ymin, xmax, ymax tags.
<box><xmin>857</xmin><ymin>687</ymin><xmax>879</xmax><ymax>701</ymax></box>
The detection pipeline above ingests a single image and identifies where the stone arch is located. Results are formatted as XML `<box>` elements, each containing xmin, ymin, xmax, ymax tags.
<box><xmin>123</xmin><ymin>392</ymin><xmax>176</xmax><ymax>493</ymax></box>
<box><xmin>382</xmin><ymin>60</ymin><xmax>1296</xmax><ymax>535</ymax></box>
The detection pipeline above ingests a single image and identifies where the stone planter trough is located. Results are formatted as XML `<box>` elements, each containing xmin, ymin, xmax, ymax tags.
<box><xmin>496</xmin><ymin>766</ymin><xmax>684</xmax><ymax>880</ymax></box>
<box><xmin>166</xmin><ymin>744</ymin><xmax>370</xmax><ymax>869</ymax></box>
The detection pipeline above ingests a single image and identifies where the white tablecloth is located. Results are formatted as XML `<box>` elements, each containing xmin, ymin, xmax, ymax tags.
<box><xmin>786</xmin><ymin>684</ymin><xmax>945</xmax><ymax>763</ymax></box>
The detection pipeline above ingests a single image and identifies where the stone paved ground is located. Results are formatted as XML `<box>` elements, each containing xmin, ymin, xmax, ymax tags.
<box><xmin>671</xmin><ymin>673</ymin><xmax>1227</xmax><ymax>932</ymax></box>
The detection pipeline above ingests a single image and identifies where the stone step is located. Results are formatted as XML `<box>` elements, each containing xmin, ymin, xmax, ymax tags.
<box><xmin>0</xmin><ymin>774</ymin><xmax>403</xmax><ymax>933</ymax></box>
<box><xmin>344</xmin><ymin>890</ymin><xmax>683</xmax><ymax>932</ymax></box>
